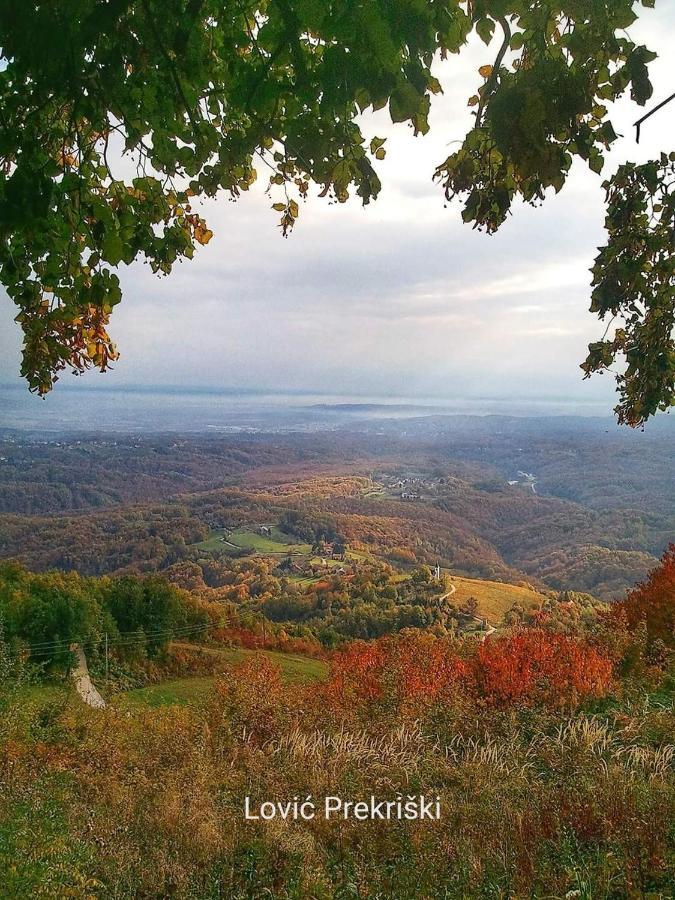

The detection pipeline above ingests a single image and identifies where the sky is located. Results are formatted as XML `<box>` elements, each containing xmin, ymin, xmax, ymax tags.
<box><xmin>1</xmin><ymin>5</ymin><xmax>674</xmax><ymax>409</ymax></box>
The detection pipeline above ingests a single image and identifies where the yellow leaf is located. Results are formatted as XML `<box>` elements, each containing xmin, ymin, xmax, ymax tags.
<box><xmin>479</xmin><ymin>65</ymin><xmax>493</xmax><ymax>78</ymax></box>
<box><xmin>195</xmin><ymin>228</ymin><xmax>213</xmax><ymax>245</ymax></box>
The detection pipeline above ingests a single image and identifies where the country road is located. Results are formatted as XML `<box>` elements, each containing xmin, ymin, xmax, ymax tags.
<box><xmin>71</xmin><ymin>644</ymin><xmax>106</xmax><ymax>709</ymax></box>
<box><xmin>438</xmin><ymin>583</ymin><xmax>456</xmax><ymax>603</ymax></box>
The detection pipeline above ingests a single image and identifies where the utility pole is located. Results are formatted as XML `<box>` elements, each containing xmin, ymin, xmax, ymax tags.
<box><xmin>105</xmin><ymin>632</ymin><xmax>109</xmax><ymax>687</ymax></box>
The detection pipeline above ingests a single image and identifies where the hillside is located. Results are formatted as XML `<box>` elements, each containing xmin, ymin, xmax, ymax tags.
<box><xmin>447</xmin><ymin>576</ymin><xmax>548</xmax><ymax>623</ymax></box>
<box><xmin>0</xmin><ymin>424</ymin><xmax>672</xmax><ymax>600</ymax></box>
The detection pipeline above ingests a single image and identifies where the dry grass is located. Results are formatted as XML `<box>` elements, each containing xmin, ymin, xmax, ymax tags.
<box><xmin>449</xmin><ymin>575</ymin><xmax>547</xmax><ymax>622</ymax></box>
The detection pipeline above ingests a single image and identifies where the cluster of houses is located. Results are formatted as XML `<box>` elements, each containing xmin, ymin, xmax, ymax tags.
<box><xmin>507</xmin><ymin>471</ymin><xmax>538</xmax><ymax>494</ymax></box>
<box><xmin>376</xmin><ymin>472</ymin><xmax>443</xmax><ymax>502</ymax></box>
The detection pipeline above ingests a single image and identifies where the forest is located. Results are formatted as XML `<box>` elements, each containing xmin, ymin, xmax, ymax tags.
<box><xmin>0</xmin><ymin>424</ymin><xmax>672</xmax><ymax>597</ymax></box>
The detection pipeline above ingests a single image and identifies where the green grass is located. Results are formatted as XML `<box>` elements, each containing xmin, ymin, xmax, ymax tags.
<box><xmin>3</xmin><ymin>682</ymin><xmax>73</xmax><ymax>720</ymax></box>
<box><xmin>191</xmin><ymin>528</ymin><xmax>233</xmax><ymax>552</ymax></box>
<box><xmin>0</xmin><ymin>775</ymin><xmax>97</xmax><ymax>899</ymax></box>
<box><xmin>117</xmin><ymin>676</ymin><xmax>217</xmax><ymax>708</ymax></box>
<box><xmin>288</xmin><ymin>574</ymin><xmax>320</xmax><ymax>587</ymax></box>
<box><xmin>228</xmin><ymin>527</ymin><xmax>311</xmax><ymax>554</ymax></box>
<box><xmin>12</xmin><ymin>682</ymin><xmax>71</xmax><ymax>705</ymax></box>
<box><xmin>117</xmin><ymin>647</ymin><xmax>328</xmax><ymax>708</ymax></box>
<box><xmin>192</xmin><ymin>526</ymin><xmax>311</xmax><ymax>556</ymax></box>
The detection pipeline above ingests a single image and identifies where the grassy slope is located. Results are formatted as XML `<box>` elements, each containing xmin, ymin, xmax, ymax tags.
<box><xmin>449</xmin><ymin>576</ymin><xmax>547</xmax><ymax>623</ymax></box>
<box><xmin>117</xmin><ymin>646</ymin><xmax>327</xmax><ymax>708</ymax></box>
<box><xmin>193</xmin><ymin>526</ymin><xmax>311</xmax><ymax>555</ymax></box>
<box><xmin>7</xmin><ymin>648</ymin><xmax>326</xmax><ymax>713</ymax></box>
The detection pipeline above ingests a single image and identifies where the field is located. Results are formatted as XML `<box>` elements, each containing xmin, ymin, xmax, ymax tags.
<box><xmin>117</xmin><ymin>646</ymin><xmax>327</xmax><ymax>707</ymax></box>
<box><xmin>193</xmin><ymin>526</ymin><xmax>311</xmax><ymax>556</ymax></box>
<box><xmin>6</xmin><ymin>648</ymin><xmax>327</xmax><ymax>714</ymax></box>
<box><xmin>449</xmin><ymin>575</ymin><xmax>549</xmax><ymax>623</ymax></box>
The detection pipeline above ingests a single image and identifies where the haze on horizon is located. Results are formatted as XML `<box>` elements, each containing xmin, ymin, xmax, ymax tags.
<box><xmin>1</xmin><ymin>5</ymin><xmax>674</xmax><ymax>413</ymax></box>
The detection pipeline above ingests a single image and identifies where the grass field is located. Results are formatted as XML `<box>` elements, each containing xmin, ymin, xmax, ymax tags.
<box><xmin>4</xmin><ymin>682</ymin><xmax>73</xmax><ymax>717</ymax></box>
<box><xmin>117</xmin><ymin>646</ymin><xmax>328</xmax><ymax>708</ymax></box>
<box><xmin>193</xmin><ymin>526</ymin><xmax>311</xmax><ymax>556</ymax></box>
<box><xmin>448</xmin><ymin>576</ymin><xmax>547</xmax><ymax>623</ymax></box>
<box><xmin>11</xmin><ymin>683</ymin><xmax>71</xmax><ymax>705</ymax></box>
<box><xmin>4</xmin><ymin>649</ymin><xmax>327</xmax><ymax>714</ymax></box>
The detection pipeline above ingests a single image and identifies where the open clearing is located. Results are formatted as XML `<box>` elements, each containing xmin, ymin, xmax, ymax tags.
<box><xmin>8</xmin><ymin>649</ymin><xmax>327</xmax><ymax>712</ymax></box>
<box><xmin>117</xmin><ymin>646</ymin><xmax>328</xmax><ymax>707</ymax></box>
<box><xmin>448</xmin><ymin>575</ymin><xmax>548</xmax><ymax>623</ymax></box>
<box><xmin>193</xmin><ymin>526</ymin><xmax>311</xmax><ymax>556</ymax></box>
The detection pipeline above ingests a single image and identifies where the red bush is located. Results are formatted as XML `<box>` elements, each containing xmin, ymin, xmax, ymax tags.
<box><xmin>614</xmin><ymin>544</ymin><xmax>675</xmax><ymax>647</ymax></box>
<box><xmin>321</xmin><ymin>630</ymin><xmax>614</xmax><ymax>715</ymax></box>
<box><xmin>475</xmin><ymin>630</ymin><xmax>614</xmax><ymax>706</ymax></box>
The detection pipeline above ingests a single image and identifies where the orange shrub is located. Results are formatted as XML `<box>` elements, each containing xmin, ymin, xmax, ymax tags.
<box><xmin>322</xmin><ymin>632</ymin><xmax>468</xmax><ymax>714</ymax></box>
<box><xmin>475</xmin><ymin>630</ymin><xmax>614</xmax><ymax>706</ymax></box>
<box><xmin>319</xmin><ymin>630</ymin><xmax>614</xmax><ymax>716</ymax></box>
<box><xmin>613</xmin><ymin>543</ymin><xmax>675</xmax><ymax>647</ymax></box>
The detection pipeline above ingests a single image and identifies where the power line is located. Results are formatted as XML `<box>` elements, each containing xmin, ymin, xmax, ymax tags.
<box><xmin>6</xmin><ymin>621</ymin><xmax>211</xmax><ymax>654</ymax></box>
<box><xmin>3</xmin><ymin>621</ymin><xmax>214</xmax><ymax>660</ymax></box>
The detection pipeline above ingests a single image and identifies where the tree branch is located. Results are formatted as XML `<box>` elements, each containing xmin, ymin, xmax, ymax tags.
<box><xmin>476</xmin><ymin>16</ymin><xmax>512</xmax><ymax>127</ymax></box>
<box><xmin>634</xmin><ymin>91</ymin><xmax>675</xmax><ymax>143</ymax></box>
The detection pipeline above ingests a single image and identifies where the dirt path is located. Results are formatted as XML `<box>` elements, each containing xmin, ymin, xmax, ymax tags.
<box><xmin>438</xmin><ymin>584</ymin><xmax>456</xmax><ymax>603</ymax></box>
<box><xmin>439</xmin><ymin>582</ymin><xmax>496</xmax><ymax>640</ymax></box>
<box><xmin>71</xmin><ymin>644</ymin><xmax>106</xmax><ymax>709</ymax></box>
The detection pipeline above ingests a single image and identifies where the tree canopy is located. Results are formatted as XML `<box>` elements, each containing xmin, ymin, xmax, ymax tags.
<box><xmin>0</xmin><ymin>0</ymin><xmax>672</xmax><ymax>424</ymax></box>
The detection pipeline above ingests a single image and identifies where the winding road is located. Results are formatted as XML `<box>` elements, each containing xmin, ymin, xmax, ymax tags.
<box><xmin>438</xmin><ymin>582</ymin><xmax>496</xmax><ymax>641</ymax></box>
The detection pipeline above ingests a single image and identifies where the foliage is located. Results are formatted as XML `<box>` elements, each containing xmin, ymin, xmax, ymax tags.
<box><xmin>0</xmin><ymin>1</ymin><xmax>670</xmax><ymax>421</ymax></box>
<box><xmin>475</xmin><ymin>629</ymin><xmax>614</xmax><ymax>706</ymax></box>
<box><xmin>615</xmin><ymin>542</ymin><xmax>675</xmax><ymax>647</ymax></box>
<box><xmin>1</xmin><ymin>430</ymin><xmax>671</xmax><ymax>599</ymax></box>
<box><xmin>278</xmin><ymin>509</ymin><xmax>343</xmax><ymax>546</ymax></box>
<box><xmin>322</xmin><ymin>630</ymin><xmax>615</xmax><ymax>716</ymax></box>
<box><xmin>0</xmin><ymin>562</ymin><xmax>207</xmax><ymax>668</ymax></box>
<box><xmin>0</xmin><ymin>630</ymin><xmax>673</xmax><ymax>897</ymax></box>
<box><xmin>435</xmin><ymin>4</ymin><xmax>655</xmax><ymax>232</ymax></box>
<box><xmin>103</xmin><ymin>574</ymin><xmax>195</xmax><ymax>653</ymax></box>
<box><xmin>582</xmin><ymin>153</ymin><xmax>675</xmax><ymax>426</ymax></box>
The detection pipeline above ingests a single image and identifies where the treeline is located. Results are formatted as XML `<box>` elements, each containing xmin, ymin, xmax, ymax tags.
<box><xmin>0</xmin><ymin>563</ymin><xmax>208</xmax><ymax>669</ymax></box>
<box><xmin>0</xmin><ymin>457</ymin><xmax>668</xmax><ymax>598</ymax></box>
<box><xmin>0</xmin><ymin>436</ymin><xmax>331</xmax><ymax>515</ymax></box>
<box><xmin>0</xmin><ymin>505</ymin><xmax>209</xmax><ymax>575</ymax></box>
<box><xmin>261</xmin><ymin>565</ymin><xmax>451</xmax><ymax>645</ymax></box>
<box><xmin>278</xmin><ymin>509</ymin><xmax>345</xmax><ymax>546</ymax></box>
<box><xmin>164</xmin><ymin>554</ymin><xmax>465</xmax><ymax>646</ymax></box>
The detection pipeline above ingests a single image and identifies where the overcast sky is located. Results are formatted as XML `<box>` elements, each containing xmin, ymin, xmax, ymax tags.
<box><xmin>1</xmin><ymin>5</ymin><xmax>673</xmax><ymax>407</ymax></box>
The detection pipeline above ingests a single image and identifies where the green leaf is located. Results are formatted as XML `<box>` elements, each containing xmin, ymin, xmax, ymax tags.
<box><xmin>389</xmin><ymin>84</ymin><xmax>422</xmax><ymax>123</ymax></box>
<box><xmin>476</xmin><ymin>18</ymin><xmax>495</xmax><ymax>46</ymax></box>
<box><xmin>102</xmin><ymin>233</ymin><xmax>124</xmax><ymax>266</ymax></box>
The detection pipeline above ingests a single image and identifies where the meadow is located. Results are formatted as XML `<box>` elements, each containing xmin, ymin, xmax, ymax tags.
<box><xmin>448</xmin><ymin>575</ymin><xmax>549</xmax><ymax>622</ymax></box>
<box><xmin>1</xmin><ymin>623</ymin><xmax>673</xmax><ymax>899</ymax></box>
<box><xmin>193</xmin><ymin>526</ymin><xmax>312</xmax><ymax>556</ymax></box>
